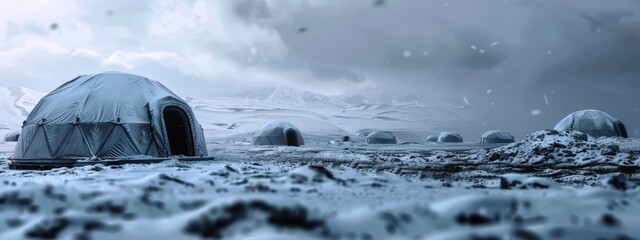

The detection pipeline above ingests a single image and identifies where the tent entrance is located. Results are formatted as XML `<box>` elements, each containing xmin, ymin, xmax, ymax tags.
<box><xmin>163</xmin><ymin>106</ymin><xmax>194</xmax><ymax>156</ymax></box>
<box><xmin>285</xmin><ymin>129</ymin><xmax>300</xmax><ymax>146</ymax></box>
<box><xmin>615</xmin><ymin>121</ymin><xmax>628</xmax><ymax>138</ymax></box>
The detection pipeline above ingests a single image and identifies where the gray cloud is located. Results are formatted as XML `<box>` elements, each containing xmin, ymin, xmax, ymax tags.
<box><xmin>308</xmin><ymin>64</ymin><xmax>364</xmax><ymax>82</ymax></box>
<box><xmin>1</xmin><ymin>0</ymin><xmax>639</xmax><ymax>138</ymax></box>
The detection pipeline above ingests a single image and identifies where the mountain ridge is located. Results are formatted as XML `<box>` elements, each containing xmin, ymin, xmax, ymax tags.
<box><xmin>229</xmin><ymin>86</ymin><xmax>453</xmax><ymax>107</ymax></box>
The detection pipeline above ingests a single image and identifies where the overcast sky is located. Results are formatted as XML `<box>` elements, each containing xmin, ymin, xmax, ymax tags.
<box><xmin>0</xmin><ymin>0</ymin><xmax>639</xmax><ymax>138</ymax></box>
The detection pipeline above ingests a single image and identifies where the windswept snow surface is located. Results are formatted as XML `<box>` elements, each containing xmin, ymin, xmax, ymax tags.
<box><xmin>1</xmin><ymin>133</ymin><xmax>639</xmax><ymax>239</ymax></box>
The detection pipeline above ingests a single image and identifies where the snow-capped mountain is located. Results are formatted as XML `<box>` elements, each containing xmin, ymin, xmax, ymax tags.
<box><xmin>336</xmin><ymin>92</ymin><xmax>454</xmax><ymax>107</ymax></box>
<box><xmin>229</xmin><ymin>86</ymin><xmax>457</xmax><ymax>108</ymax></box>
<box><xmin>0</xmin><ymin>87</ymin><xmax>46</xmax><ymax>130</ymax></box>
<box><xmin>230</xmin><ymin>87</ymin><xmax>339</xmax><ymax>106</ymax></box>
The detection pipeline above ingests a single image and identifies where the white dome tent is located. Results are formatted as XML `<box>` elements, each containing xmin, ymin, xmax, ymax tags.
<box><xmin>4</xmin><ymin>131</ymin><xmax>19</xmax><ymax>142</ymax></box>
<box><xmin>554</xmin><ymin>109</ymin><xmax>627</xmax><ymax>138</ymax></box>
<box><xmin>252</xmin><ymin>121</ymin><xmax>305</xmax><ymax>146</ymax></box>
<box><xmin>366</xmin><ymin>131</ymin><xmax>397</xmax><ymax>144</ymax></box>
<box><xmin>438</xmin><ymin>132</ymin><xmax>463</xmax><ymax>143</ymax></box>
<box><xmin>426</xmin><ymin>135</ymin><xmax>438</xmax><ymax>143</ymax></box>
<box><xmin>481</xmin><ymin>130</ymin><xmax>515</xmax><ymax>143</ymax></box>
<box><xmin>11</xmin><ymin>72</ymin><xmax>208</xmax><ymax>167</ymax></box>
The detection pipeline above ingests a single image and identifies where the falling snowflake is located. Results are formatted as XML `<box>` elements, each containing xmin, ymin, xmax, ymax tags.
<box><xmin>423</xmin><ymin>50</ymin><xmax>428</xmax><ymax>55</ymax></box>
<box><xmin>490</xmin><ymin>41</ymin><xmax>499</xmax><ymax>47</ymax></box>
<box><xmin>547</xmin><ymin>50</ymin><xmax>553</xmax><ymax>55</ymax></box>
<box><xmin>491</xmin><ymin>101</ymin><xmax>495</xmax><ymax>106</ymax></box>
<box><xmin>403</xmin><ymin>51</ymin><xmax>412</xmax><ymax>57</ymax></box>
<box><xmin>486</xmin><ymin>89</ymin><xmax>492</xmax><ymax>94</ymax></box>
<box><xmin>470</xmin><ymin>45</ymin><xmax>478</xmax><ymax>50</ymax></box>
<box><xmin>531</xmin><ymin>109</ymin><xmax>542</xmax><ymax>116</ymax></box>
<box><xmin>479</xmin><ymin>49</ymin><xmax>485</xmax><ymax>54</ymax></box>
<box><xmin>463</xmin><ymin>97</ymin><xmax>470</xmax><ymax>105</ymax></box>
<box><xmin>543</xmin><ymin>94</ymin><xmax>549</xmax><ymax>106</ymax></box>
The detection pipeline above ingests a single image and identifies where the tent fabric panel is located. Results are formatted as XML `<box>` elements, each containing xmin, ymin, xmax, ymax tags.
<box><xmin>79</xmin><ymin>123</ymin><xmax>116</xmax><ymax>156</ymax></box>
<box><xmin>145</xmin><ymin>140</ymin><xmax>162</xmax><ymax>156</ymax></box>
<box><xmin>123</xmin><ymin>123</ymin><xmax>155</xmax><ymax>155</ymax></box>
<box><xmin>96</xmin><ymin>125</ymin><xmax>141</xmax><ymax>158</ymax></box>
<box><xmin>193</xmin><ymin>124</ymin><xmax>208</xmax><ymax>155</ymax></box>
<box><xmin>22</xmin><ymin>126</ymin><xmax>52</xmax><ymax>159</ymax></box>
<box><xmin>15</xmin><ymin>125</ymin><xmax>39</xmax><ymax>158</ymax></box>
<box><xmin>43</xmin><ymin>124</ymin><xmax>73</xmax><ymax>156</ymax></box>
<box><xmin>53</xmin><ymin>126</ymin><xmax>93</xmax><ymax>159</ymax></box>
<box><xmin>24</xmin><ymin>72</ymin><xmax>174</xmax><ymax>125</ymax></box>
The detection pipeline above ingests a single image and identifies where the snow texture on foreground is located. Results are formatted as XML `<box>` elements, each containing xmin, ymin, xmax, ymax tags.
<box><xmin>0</xmin><ymin>131</ymin><xmax>639</xmax><ymax>239</ymax></box>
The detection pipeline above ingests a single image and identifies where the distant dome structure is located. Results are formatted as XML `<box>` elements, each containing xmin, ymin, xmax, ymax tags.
<box><xmin>554</xmin><ymin>109</ymin><xmax>627</xmax><ymax>138</ymax></box>
<box><xmin>252</xmin><ymin>121</ymin><xmax>305</xmax><ymax>146</ymax></box>
<box><xmin>4</xmin><ymin>131</ymin><xmax>19</xmax><ymax>142</ymax></box>
<box><xmin>366</xmin><ymin>131</ymin><xmax>397</xmax><ymax>144</ymax></box>
<box><xmin>481</xmin><ymin>130</ymin><xmax>515</xmax><ymax>143</ymax></box>
<box><xmin>12</xmin><ymin>72</ymin><xmax>208</xmax><ymax>164</ymax></box>
<box><xmin>426</xmin><ymin>135</ymin><xmax>438</xmax><ymax>143</ymax></box>
<box><xmin>438</xmin><ymin>132</ymin><xmax>463</xmax><ymax>143</ymax></box>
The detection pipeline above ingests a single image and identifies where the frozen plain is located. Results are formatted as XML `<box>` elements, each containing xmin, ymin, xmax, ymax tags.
<box><xmin>0</xmin><ymin>87</ymin><xmax>638</xmax><ymax>239</ymax></box>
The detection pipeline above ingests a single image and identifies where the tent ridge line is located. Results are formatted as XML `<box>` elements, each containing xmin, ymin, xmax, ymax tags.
<box><xmin>74</xmin><ymin>74</ymin><xmax>101</xmax><ymax>119</ymax></box>
<box><xmin>41</xmin><ymin>126</ymin><xmax>54</xmax><ymax>157</ymax></box>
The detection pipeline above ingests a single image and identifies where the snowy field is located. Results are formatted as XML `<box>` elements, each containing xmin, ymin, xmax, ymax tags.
<box><xmin>0</xmin><ymin>87</ymin><xmax>639</xmax><ymax>239</ymax></box>
<box><xmin>1</xmin><ymin>132</ymin><xmax>640</xmax><ymax>239</ymax></box>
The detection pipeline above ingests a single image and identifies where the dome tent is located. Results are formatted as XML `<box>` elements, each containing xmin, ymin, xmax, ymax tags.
<box><xmin>481</xmin><ymin>130</ymin><xmax>515</xmax><ymax>143</ymax></box>
<box><xmin>12</xmin><ymin>72</ymin><xmax>207</xmax><ymax>165</ymax></box>
<box><xmin>426</xmin><ymin>135</ymin><xmax>438</xmax><ymax>143</ymax></box>
<box><xmin>438</xmin><ymin>132</ymin><xmax>463</xmax><ymax>143</ymax></box>
<box><xmin>554</xmin><ymin>109</ymin><xmax>627</xmax><ymax>138</ymax></box>
<box><xmin>4</xmin><ymin>131</ymin><xmax>19</xmax><ymax>142</ymax></box>
<box><xmin>366</xmin><ymin>131</ymin><xmax>397</xmax><ymax>144</ymax></box>
<box><xmin>252</xmin><ymin>121</ymin><xmax>305</xmax><ymax>146</ymax></box>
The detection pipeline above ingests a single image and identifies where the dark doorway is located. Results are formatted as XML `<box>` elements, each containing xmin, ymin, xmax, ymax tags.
<box><xmin>163</xmin><ymin>106</ymin><xmax>194</xmax><ymax>156</ymax></box>
<box><xmin>285</xmin><ymin>129</ymin><xmax>300</xmax><ymax>146</ymax></box>
<box><xmin>616</xmin><ymin>121</ymin><xmax>628</xmax><ymax>138</ymax></box>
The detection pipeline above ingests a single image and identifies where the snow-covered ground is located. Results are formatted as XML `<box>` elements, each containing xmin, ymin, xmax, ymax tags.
<box><xmin>0</xmin><ymin>87</ymin><xmax>639</xmax><ymax>239</ymax></box>
<box><xmin>1</xmin><ymin>137</ymin><xmax>639</xmax><ymax>239</ymax></box>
